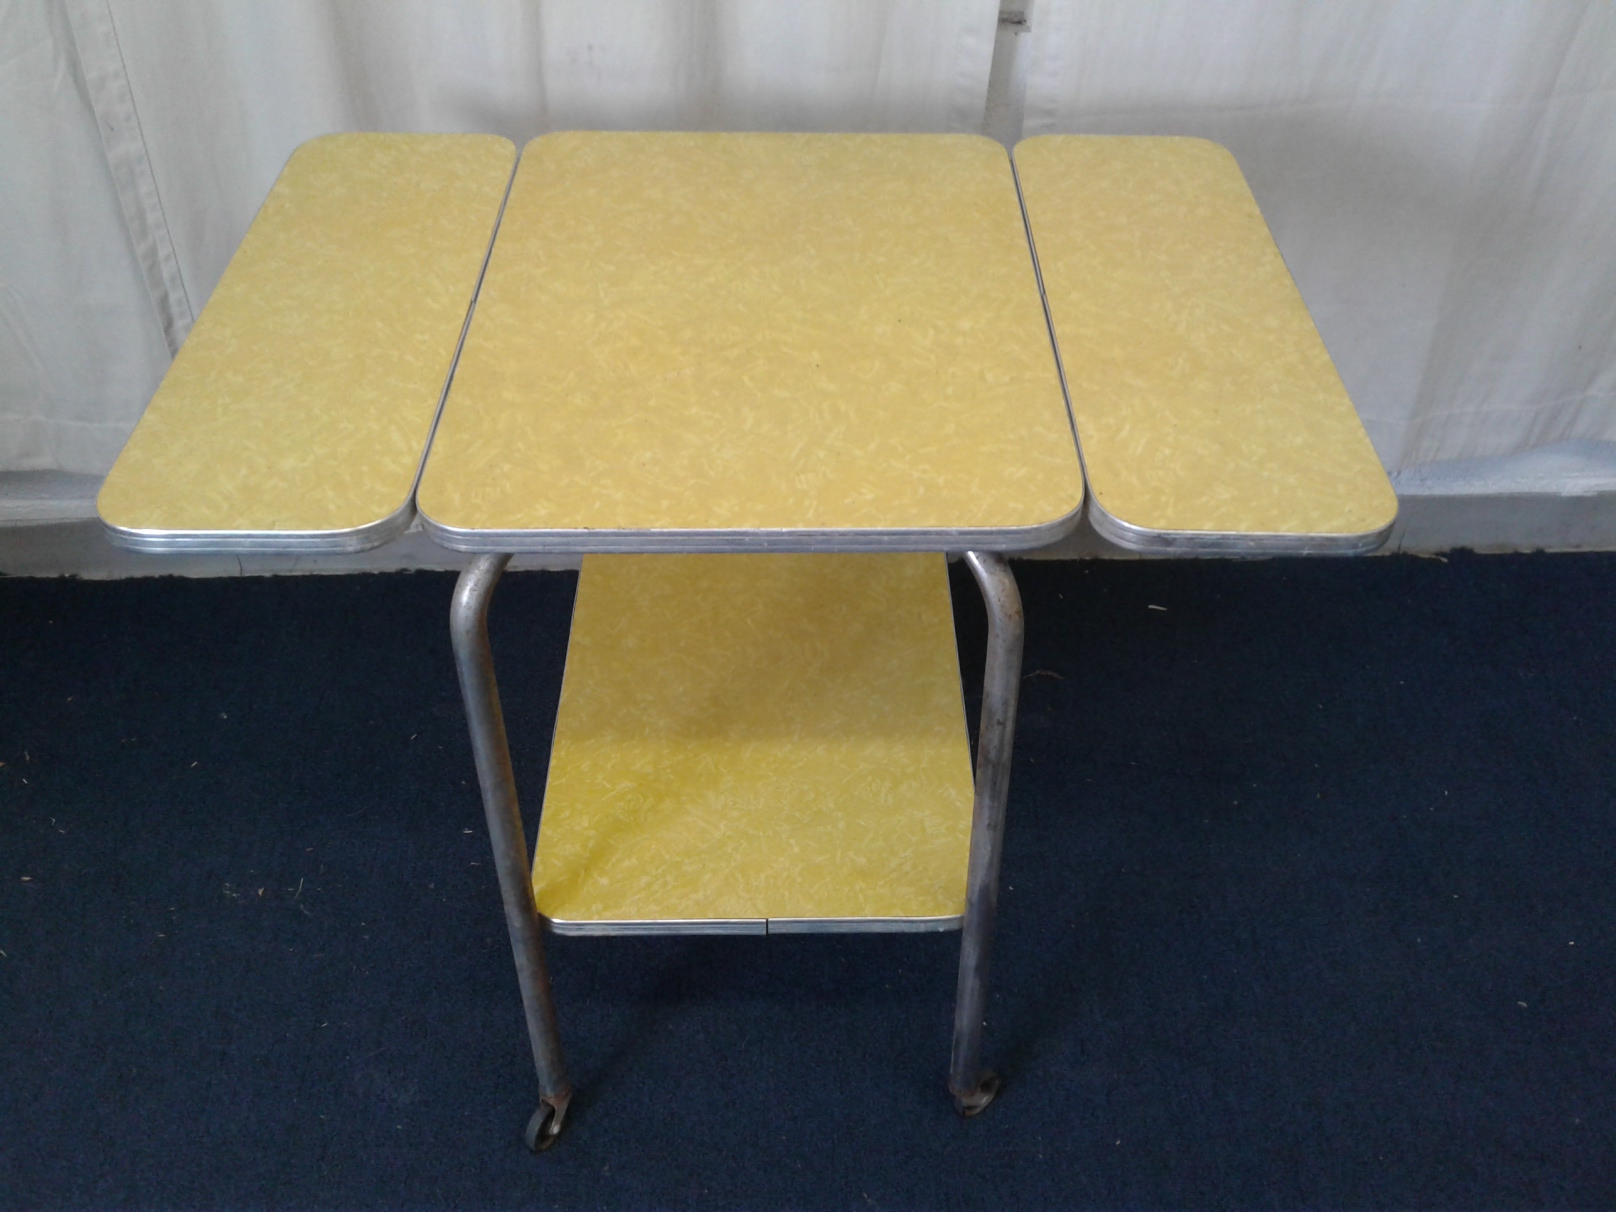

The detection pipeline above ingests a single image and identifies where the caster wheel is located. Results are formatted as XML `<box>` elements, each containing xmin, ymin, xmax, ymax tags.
<box><xmin>524</xmin><ymin>1096</ymin><xmax>569</xmax><ymax>1153</ymax></box>
<box><xmin>952</xmin><ymin>1071</ymin><xmax>1002</xmax><ymax>1117</ymax></box>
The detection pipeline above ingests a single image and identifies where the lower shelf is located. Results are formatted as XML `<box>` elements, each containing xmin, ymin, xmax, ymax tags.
<box><xmin>531</xmin><ymin>552</ymin><xmax>975</xmax><ymax>935</ymax></box>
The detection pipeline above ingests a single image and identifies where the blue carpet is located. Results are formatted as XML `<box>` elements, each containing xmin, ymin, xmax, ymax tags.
<box><xmin>2</xmin><ymin>553</ymin><xmax>1613</xmax><ymax>1209</ymax></box>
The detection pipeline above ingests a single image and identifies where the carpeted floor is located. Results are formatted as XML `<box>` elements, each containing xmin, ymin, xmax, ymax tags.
<box><xmin>2</xmin><ymin>552</ymin><xmax>1612</xmax><ymax>1209</ymax></box>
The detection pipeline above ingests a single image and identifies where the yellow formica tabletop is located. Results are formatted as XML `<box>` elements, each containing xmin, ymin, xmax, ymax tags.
<box><xmin>1014</xmin><ymin>136</ymin><xmax>1398</xmax><ymax>554</ymax></box>
<box><xmin>535</xmin><ymin>553</ymin><xmax>974</xmax><ymax>934</ymax></box>
<box><xmin>98</xmin><ymin>133</ymin><xmax>516</xmax><ymax>552</ymax></box>
<box><xmin>417</xmin><ymin>132</ymin><xmax>1084</xmax><ymax>553</ymax></box>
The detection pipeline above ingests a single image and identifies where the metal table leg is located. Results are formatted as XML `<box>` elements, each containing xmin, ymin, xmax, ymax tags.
<box><xmin>949</xmin><ymin>551</ymin><xmax>1025</xmax><ymax>1115</ymax></box>
<box><xmin>450</xmin><ymin>553</ymin><xmax>573</xmax><ymax>1151</ymax></box>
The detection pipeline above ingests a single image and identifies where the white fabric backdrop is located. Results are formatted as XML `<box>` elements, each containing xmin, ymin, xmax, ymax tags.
<box><xmin>1</xmin><ymin>0</ymin><xmax>1612</xmax><ymax>488</ymax></box>
<box><xmin>1023</xmin><ymin>0</ymin><xmax>1616</xmax><ymax>472</ymax></box>
<box><xmin>0</xmin><ymin>1</ymin><xmax>175</xmax><ymax>474</ymax></box>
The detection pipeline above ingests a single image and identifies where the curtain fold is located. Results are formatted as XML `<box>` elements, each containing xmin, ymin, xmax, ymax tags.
<box><xmin>0</xmin><ymin>0</ymin><xmax>173</xmax><ymax>474</ymax></box>
<box><xmin>63</xmin><ymin>0</ymin><xmax>195</xmax><ymax>356</ymax></box>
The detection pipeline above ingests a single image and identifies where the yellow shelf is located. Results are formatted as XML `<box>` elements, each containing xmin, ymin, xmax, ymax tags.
<box><xmin>98</xmin><ymin>133</ymin><xmax>515</xmax><ymax>550</ymax></box>
<box><xmin>1015</xmin><ymin>135</ymin><xmax>1397</xmax><ymax>551</ymax></box>
<box><xmin>532</xmin><ymin>553</ymin><xmax>975</xmax><ymax>934</ymax></box>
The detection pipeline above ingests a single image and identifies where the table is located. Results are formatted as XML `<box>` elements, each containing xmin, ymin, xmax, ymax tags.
<box><xmin>97</xmin><ymin>128</ymin><xmax>1397</xmax><ymax>1156</ymax></box>
<box><xmin>416</xmin><ymin>131</ymin><xmax>1085</xmax><ymax>1147</ymax></box>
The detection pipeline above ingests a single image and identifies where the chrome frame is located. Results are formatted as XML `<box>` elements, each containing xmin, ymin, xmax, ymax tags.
<box><xmin>449</xmin><ymin>546</ymin><xmax>1029</xmax><ymax>1143</ymax></box>
<box><xmin>451</xmin><ymin>554</ymin><xmax>572</xmax><ymax>1149</ymax></box>
<box><xmin>949</xmin><ymin>551</ymin><xmax>1023</xmax><ymax>1114</ymax></box>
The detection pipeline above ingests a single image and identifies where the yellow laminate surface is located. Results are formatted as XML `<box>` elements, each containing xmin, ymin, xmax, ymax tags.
<box><xmin>1014</xmin><ymin>136</ymin><xmax>1397</xmax><ymax>544</ymax></box>
<box><xmin>533</xmin><ymin>553</ymin><xmax>975</xmax><ymax>930</ymax></box>
<box><xmin>97</xmin><ymin>133</ymin><xmax>515</xmax><ymax>545</ymax></box>
<box><xmin>418</xmin><ymin>132</ymin><xmax>1082</xmax><ymax>545</ymax></box>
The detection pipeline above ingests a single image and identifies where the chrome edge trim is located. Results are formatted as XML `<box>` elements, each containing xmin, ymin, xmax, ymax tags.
<box><xmin>99</xmin><ymin>500</ymin><xmax>415</xmax><ymax>555</ymax></box>
<box><xmin>540</xmin><ymin>914</ymin><xmax>963</xmax><ymax>936</ymax></box>
<box><xmin>418</xmin><ymin>503</ymin><xmax>1083</xmax><ymax>556</ymax></box>
<box><xmin>766</xmin><ymin>915</ymin><xmax>962</xmax><ymax>935</ymax></box>
<box><xmin>1087</xmin><ymin>497</ymin><xmax>1396</xmax><ymax>557</ymax></box>
<box><xmin>543</xmin><ymin>916</ymin><xmax>767</xmax><ymax>937</ymax></box>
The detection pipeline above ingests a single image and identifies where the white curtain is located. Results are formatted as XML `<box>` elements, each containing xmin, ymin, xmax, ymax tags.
<box><xmin>1023</xmin><ymin>0</ymin><xmax>1616</xmax><ymax>474</ymax></box>
<box><xmin>0</xmin><ymin>0</ymin><xmax>175</xmax><ymax>475</ymax></box>
<box><xmin>0</xmin><ymin>0</ymin><xmax>997</xmax><ymax>475</ymax></box>
<box><xmin>3</xmin><ymin>0</ymin><xmax>1613</xmax><ymax>489</ymax></box>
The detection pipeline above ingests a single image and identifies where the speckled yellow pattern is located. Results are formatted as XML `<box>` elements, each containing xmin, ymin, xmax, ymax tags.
<box><xmin>532</xmin><ymin>553</ymin><xmax>974</xmax><ymax>929</ymax></box>
<box><xmin>1014</xmin><ymin>136</ymin><xmax>1397</xmax><ymax>542</ymax></box>
<box><xmin>418</xmin><ymin>132</ymin><xmax>1082</xmax><ymax>544</ymax></box>
<box><xmin>98</xmin><ymin>134</ymin><xmax>515</xmax><ymax>543</ymax></box>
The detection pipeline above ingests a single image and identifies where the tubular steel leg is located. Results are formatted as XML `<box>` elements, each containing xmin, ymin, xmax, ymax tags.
<box><xmin>949</xmin><ymin>551</ymin><xmax>1025</xmax><ymax>1116</ymax></box>
<box><xmin>450</xmin><ymin>554</ymin><xmax>573</xmax><ymax>1151</ymax></box>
